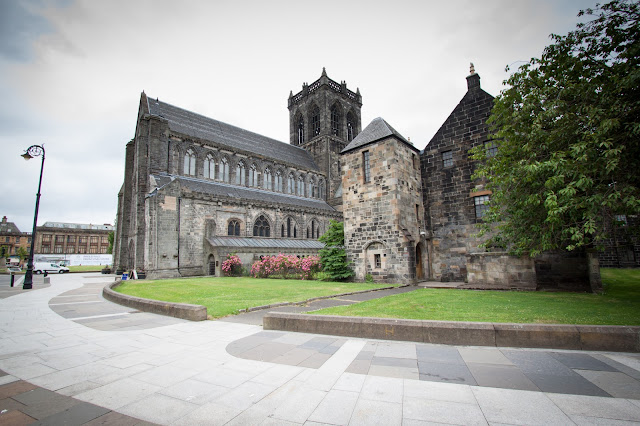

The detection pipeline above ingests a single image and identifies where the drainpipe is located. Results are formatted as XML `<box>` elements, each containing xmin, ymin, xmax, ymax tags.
<box><xmin>177</xmin><ymin>196</ymin><xmax>181</xmax><ymax>275</ymax></box>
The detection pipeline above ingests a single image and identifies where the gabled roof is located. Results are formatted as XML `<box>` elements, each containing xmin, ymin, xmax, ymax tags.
<box><xmin>150</xmin><ymin>173</ymin><xmax>337</xmax><ymax>213</ymax></box>
<box><xmin>341</xmin><ymin>117</ymin><xmax>416</xmax><ymax>154</ymax></box>
<box><xmin>146</xmin><ymin>96</ymin><xmax>319</xmax><ymax>171</ymax></box>
<box><xmin>0</xmin><ymin>219</ymin><xmax>21</xmax><ymax>234</ymax></box>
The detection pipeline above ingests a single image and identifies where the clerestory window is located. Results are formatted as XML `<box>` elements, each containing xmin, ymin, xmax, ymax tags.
<box><xmin>184</xmin><ymin>149</ymin><xmax>196</xmax><ymax>176</ymax></box>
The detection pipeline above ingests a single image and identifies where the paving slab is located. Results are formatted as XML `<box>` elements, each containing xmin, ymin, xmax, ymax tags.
<box><xmin>418</xmin><ymin>361</ymin><xmax>477</xmax><ymax>385</ymax></box>
<box><xmin>467</xmin><ymin>363</ymin><xmax>539</xmax><ymax>391</ymax></box>
<box><xmin>547</xmin><ymin>393</ymin><xmax>640</xmax><ymax>422</ymax></box>
<box><xmin>575</xmin><ymin>369</ymin><xmax>640</xmax><ymax>399</ymax></box>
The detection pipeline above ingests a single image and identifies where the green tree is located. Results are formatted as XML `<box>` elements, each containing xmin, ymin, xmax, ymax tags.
<box><xmin>107</xmin><ymin>231</ymin><xmax>114</xmax><ymax>254</ymax></box>
<box><xmin>474</xmin><ymin>0</ymin><xmax>640</xmax><ymax>256</ymax></box>
<box><xmin>318</xmin><ymin>220</ymin><xmax>354</xmax><ymax>281</ymax></box>
<box><xmin>16</xmin><ymin>247</ymin><xmax>28</xmax><ymax>263</ymax></box>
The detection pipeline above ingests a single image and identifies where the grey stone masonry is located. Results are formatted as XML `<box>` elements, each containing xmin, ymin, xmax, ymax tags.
<box><xmin>289</xmin><ymin>68</ymin><xmax>363</xmax><ymax>208</ymax></box>
<box><xmin>420</xmin><ymin>71</ymin><xmax>494</xmax><ymax>282</ymax></box>
<box><xmin>341</xmin><ymin>119</ymin><xmax>423</xmax><ymax>284</ymax></box>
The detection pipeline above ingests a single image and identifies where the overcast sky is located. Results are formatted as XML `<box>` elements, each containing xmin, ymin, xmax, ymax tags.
<box><xmin>0</xmin><ymin>0</ymin><xmax>598</xmax><ymax>232</ymax></box>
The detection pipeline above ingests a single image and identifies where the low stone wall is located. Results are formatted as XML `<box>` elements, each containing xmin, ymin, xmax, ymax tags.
<box><xmin>103</xmin><ymin>280</ymin><xmax>207</xmax><ymax>321</ymax></box>
<box><xmin>263</xmin><ymin>312</ymin><xmax>640</xmax><ymax>353</ymax></box>
<box><xmin>466</xmin><ymin>252</ymin><xmax>536</xmax><ymax>290</ymax></box>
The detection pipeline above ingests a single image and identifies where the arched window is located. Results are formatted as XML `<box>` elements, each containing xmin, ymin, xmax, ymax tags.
<box><xmin>204</xmin><ymin>154</ymin><xmax>215</xmax><ymax>179</ymax></box>
<box><xmin>286</xmin><ymin>217</ymin><xmax>296</xmax><ymax>237</ymax></box>
<box><xmin>264</xmin><ymin>167</ymin><xmax>272</xmax><ymax>190</ymax></box>
<box><xmin>311</xmin><ymin>220</ymin><xmax>315</xmax><ymax>239</ymax></box>
<box><xmin>288</xmin><ymin>173</ymin><xmax>295</xmax><ymax>194</ymax></box>
<box><xmin>281</xmin><ymin>224</ymin><xmax>285</xmax><ymax>237</ymax></box>
<box><xmin>248</xmin><ymin>164</ymin><xmax>258</xmax><ymax>187</ymax></box>
<box><xmin>297</xmin><ymin>176</ymin><xmax>304</xmax><ymax>196</ymax></box>
<box><xmin>184</xmin><ymin>149</ymin><xmax>196</xmax><ymax>176</ymax></box>
<box><xmin>311</xmin><ymin>106</ymin><xmax>320</xmax><ymax>137</ymax></box>
<box><xmin>296</xmin><ymin>114</ymin><xmax>304</xmax><ymax>145</ymax></box>
<box><xmin>227</xmin><ymin>220</ymin><xmax>240</xmax><ymax>236</ymax></box>
<box><xmin>236</xmin><ymin>161</ymin><xmax>246</xmax><ymax>186</ymax></box>
<box><xmin>318</xmin><ymin>179</ymin><xmax>325</xmax><ymax>199</ymax></box>
<box><xmin>309</xmin><ymin>178</ymin><xmax>317</xmax><ymax>198</ymax></box>
<box><xmin>219</xmin><ymin>157</ymin><xmax>229</xmax><ymax>182</ymax></box>
<box><xmin>308</xmin><ymin>178</ymin><xmax>314</xmax><ymax>198</ymax></box>
<box><xmin>275</xmin><ymin>170</ymin><xmax>283</xmax><ymax>192</ymax></box>
<box><xmin>306</xmin><ymin>228</ymin><xmax>309</xmax><ymax>238</ymax></box>
<box><xmin>253</xmin><ymin>215</ymin><xmax>270</xmax><ymax>237</ymax></box>
<box><xmin>347</xmin><ymin>112</ymin><xmax>356</xmax><ymax>142</ymax></box>
<box><xmin>331</xmin><ymin>105</ymin><xmax>341</xmax><ymax>137</ymax></box>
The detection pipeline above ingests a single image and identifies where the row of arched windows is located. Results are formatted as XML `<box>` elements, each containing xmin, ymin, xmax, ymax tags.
<box><xmin>225</xmin><ymin>215</ymin><xmax>322</xmax><ymax>239</ymax></box>
<box><xmin>182</xmin><ymin>148</ymin><xmax>326</xmax><ymax>199</ymax></box>
<box><xmin>294</xmin><ymin>105</ymin><xmax>357</xmax><ymax>145</ymax></box>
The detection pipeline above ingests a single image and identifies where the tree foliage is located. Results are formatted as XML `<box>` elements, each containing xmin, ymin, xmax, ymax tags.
<box><xmin>318</xmin><ymin>220</ymin><xmax>354</xmax><ymax>281</ymax></box>
<box><xmin>107</xmin><ymin>231</ymin><xmax>114</xmax><ymax>255</ymax></box>
<box><xmin>473</xmin><ymin>0</ymin><xmax>640</xmax><ymax>256</ymax></box>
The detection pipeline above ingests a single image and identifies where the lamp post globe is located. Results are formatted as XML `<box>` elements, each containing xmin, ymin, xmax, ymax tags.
<box><xmin>22</xmin><ymin>145</ymin><xmax>45</xmax><ymax>290</ymax></box>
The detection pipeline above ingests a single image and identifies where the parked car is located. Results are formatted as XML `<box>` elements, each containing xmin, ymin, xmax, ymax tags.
<box><xmin>33</xmin><ymin>262</ymin><xmax>70</xmax><ymax>274</ymax></box>
<box><xmin>7</xmin><ymin>266</ymin><xmax>21</xmax><ymax>273</ymax></box>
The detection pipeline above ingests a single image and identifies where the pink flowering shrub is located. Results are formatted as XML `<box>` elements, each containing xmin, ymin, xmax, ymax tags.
<box><xmin>250</xmin><ymin>254</ymin><xmax>320</xmax><ymax>280</ymax></box>
<box><xmin>221</xmin><ymin>254</ymin><xmax>243</xmax><ymax>277</ymax></box>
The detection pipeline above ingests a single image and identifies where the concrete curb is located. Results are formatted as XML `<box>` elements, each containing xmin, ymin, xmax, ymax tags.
<box><xmin>103</xmin><ymin>280</ymin><xmax>207</xmax><ymax>321</ymax></box>
<box><xmin>263</xmin><ymin>312</ymin><xmax>640</xmax><ymax>353</ymax></box>
<box><xmin>237</xmin><ymin>285</ymin><xmax>405</xmax><ymax>313</ymax></box>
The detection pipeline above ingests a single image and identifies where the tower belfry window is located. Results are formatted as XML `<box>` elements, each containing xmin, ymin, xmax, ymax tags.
<box><xmin>311</xmin><ymin>106</ymin><xmax>320</xmax><ymax>137</ymax></box>
<box><xmin>296</xmin><ymin>115</ymin><xmax>305</xmax><ymax>145</ymax></box>
<box><xmin>347</xmin><ymin>112</ymin><xmax>355</xmax><ymax>142</ymax></box>
<box><xmin>331</xmin><ymin>106</ymin><xmax>341</xmax><ymax>137</ymax></box>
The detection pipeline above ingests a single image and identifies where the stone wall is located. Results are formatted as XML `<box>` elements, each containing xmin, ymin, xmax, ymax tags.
<box><xmin>466</xmin><ymin>253</ymin><xmax>537</xmax><ymax>290</ymax></box>
<box><xmin>342</xmin><ymin>136</ymin><xmax>423</xmax><ymax>284</ymax></box>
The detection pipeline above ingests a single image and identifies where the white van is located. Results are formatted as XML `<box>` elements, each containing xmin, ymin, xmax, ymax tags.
<box><xmin>33</xmin><ymin>262</ymin><xmax>70</xmax><ymax>274</ymax></box>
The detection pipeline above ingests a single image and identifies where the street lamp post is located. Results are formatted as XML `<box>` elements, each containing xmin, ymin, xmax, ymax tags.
<box><xmin>21</xmin><ymin>145</ymin><xmax>45</xmax><ymax>290</ymax></box>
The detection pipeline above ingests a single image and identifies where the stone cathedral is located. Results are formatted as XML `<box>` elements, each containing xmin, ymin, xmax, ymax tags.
<box><xmin>115</xmin><ymin>67</ymin><xmax>618</xmax><ymax>290</ymax></box>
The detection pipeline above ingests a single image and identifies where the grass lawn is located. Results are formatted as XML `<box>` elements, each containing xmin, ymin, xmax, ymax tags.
<box><xmin>309</xmin><ymin>268</ymin><xmax>640</xmax><ymax>326</ymax></box>
<box><xmin>68</xmin><ymin>265</ymin><xmax>106</xmax><ymax>272</ymax></box>
<box><xmin>115</xmin><ymin>277</ymin><xmax>390</xmax><ymax>319</ymax></box>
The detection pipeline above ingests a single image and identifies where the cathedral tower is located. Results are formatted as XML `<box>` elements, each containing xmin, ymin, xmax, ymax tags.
<box><xmin>288</xmin><ymin>68</ymin><xmax>362</xmax><ymax>209</ymax></box>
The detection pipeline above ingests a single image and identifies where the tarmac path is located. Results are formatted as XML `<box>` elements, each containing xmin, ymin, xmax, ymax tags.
<box><xmin>0</xmin><ymin>273</ymin><xmax>639</xmax><ymax>425</ymax></box>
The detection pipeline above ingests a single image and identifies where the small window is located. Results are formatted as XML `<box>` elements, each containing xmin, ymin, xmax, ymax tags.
<box><xmin>253</xmin><ymin>215</ymin><xmax>270</xmax><ymax>237</ymax></box>
<box><xmin>474</xmin><ymin>195</ymin><xmax>490</xmax><ymax>219</ymax></box>
<box><xmin>412</xmin><ymin>153</ymin><xmax>418</xmax><ymax>170</ymax></box>
<box><xmin>219</xmin><ymin>158</ymin><xmax>229</xmax><ymax>182</ymax></box>
<box><xmin>228</xmin><ymin>220</ymin><xmax>240</xmax><ymax>236</ymax></box>
<box><xmin>264</xmin><ymin>167</ymin><xmax>272</xmax><ymax>190</ymax></box>
<box><xmin>363</xmin><ymin>151</ymin><xmax>371</xmax><ymax>183</ymax></box>
<box><xmin>249</xmin><ymin>164</ymin><xmax>258</xmax><ymax>187</ymax></box>
<box><xmin>484</xmin><ymin>141</ymin><xmax>498</xmax><ymax>158</ymax></box>
<box><xmin>236</xmin><ymin>161</ymin><xmax>246</xmax><ymax>186</ymax></box>
<box><xmin>374</xmin><ymin>254</ymin><xmax>381</xmax><ymax>269</ymax></box>
<box><xmin>442</xmin><ymin>150</ymin><xmax>453</xmax><ymax>168</ymax></box>
<box><xmin>184</xmin><ymin>149</ymin><xmax>196</xmax><ymax>176</ymax></box>
<box><xmin>204</xmin><ymin>154</ymin><xmax>215</xmax><ymax>179</ymax></box>
<box><xmin>347</xmin><ymin>112</ymin><xmax>355</xmax><ymax>141</ymax></box>
<box><xmin>614</xmin><ymin>215</ymin><xmax>628</xmax><ymax>226</ymax></box>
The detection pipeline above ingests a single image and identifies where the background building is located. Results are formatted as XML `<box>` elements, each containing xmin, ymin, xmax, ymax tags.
<box><xmin>0</xmin><ymin>216</ymin><xmax>31</xmax><ymax>264</ymax></box>
<box><xmin>34</xmin><ymin>221</ymin><xmax>112</xmax><ymax>255</ymax></box>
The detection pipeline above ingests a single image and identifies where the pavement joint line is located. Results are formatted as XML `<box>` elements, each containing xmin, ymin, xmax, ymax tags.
<box><xmin>69</xmin><ymin>312</ymin><xmax>132</xmax><ymax>321</ymax></box>
<box><xmin>49</xmin><ymin>301</ymin><xmax>104</xmax><ymax>306</ymax></box>
<box><xmin>51</xmin><ymin>294</ymin><xmax>99</xmax><ymax>298</ymax></box>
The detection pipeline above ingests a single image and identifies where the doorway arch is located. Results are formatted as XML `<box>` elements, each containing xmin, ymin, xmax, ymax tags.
<box><xmin>208</xmin><ymin>254</ymin><xmax>216</xmax><ymax>276</ymax></box>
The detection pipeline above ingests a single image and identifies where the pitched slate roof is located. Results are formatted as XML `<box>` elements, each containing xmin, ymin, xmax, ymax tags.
<box><xmin>0</xmin><ymin>218</ymin><xmax>21</xmax><ymax>234</ymax></box>
<box><xmin>341</xmin><ymin>117</ymin><xmax>417</xmax><ymax>154</ymax></box>
<box><xmin>146</xmin><ymin>96</ymin><xmax>318</xmax><ymax>171</ymax></box>
<box><xmin>207</xmin><ymin>236</ymin><xmax>324</xmax><ymax>250</ymax></box>
<box><xmin>150</xmin><ymin>173</ymin><xmax>337</xmax><ymax>213</ymax></box>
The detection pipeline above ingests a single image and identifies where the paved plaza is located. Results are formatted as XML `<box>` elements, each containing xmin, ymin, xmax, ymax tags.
<box><xmin>0</xmin><ymin>273</ymin><xmax>639</xmax><ymax>425</ymax></box>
